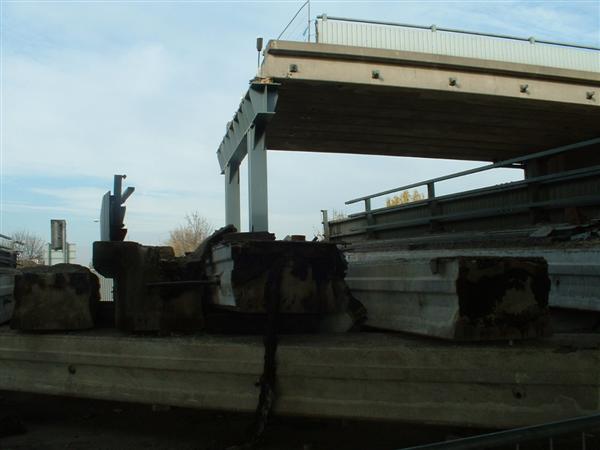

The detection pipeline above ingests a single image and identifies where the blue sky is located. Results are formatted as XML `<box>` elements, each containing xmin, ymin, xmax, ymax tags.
<box><xmin>1</xmin><ymin>0</ymin><xmax>599</xmax><ymax>265</ymax></box>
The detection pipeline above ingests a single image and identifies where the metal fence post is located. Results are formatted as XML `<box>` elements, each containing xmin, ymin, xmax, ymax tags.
<box><xmin>427</xmin><ymin>182</ymin><xmax>441</xmax><ymax>232</ymax></box>
<box><xmin>427</xmin><ymin>182</ymin><xmax>435</xmax><ymax>199</ymax></box>
<box><xmin>365</xmin><ymin>198</ymin><xmax>375</xmax><ymax>238</ymax></box>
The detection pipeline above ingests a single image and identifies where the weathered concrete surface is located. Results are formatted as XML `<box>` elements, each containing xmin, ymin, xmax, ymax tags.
<box><xmin>206</xmin><ymin>238</ymin><xmax>365</xmax><ymax>333</ymax></box>
<box><xmin>206</xmin><ymin>237</ymin><xmax>365</xmax><ymax>332</ymax></box>
<box><xmin>93</xmin><ymin>241</ymin><xmax>204</xmax><ymax>332</ymax></box>
<box><xmin>94</xmin><ymin>234</ymin><xmax>364</xmax><ymax>333</ymax></box>
<box><xmin>11</xmin><ymin>264</ymin><xmax>99</xmax><ymax>331</ymax></box>
<box><xmin>207</xmin><ymin>240</ymin><xmax>356</xmax><ymax>312</ymax></box>
<box><xmin>347</xmin><ymin>255</ymin><xmax>550</xmax><ymax>340</ymax></box>
<box><xmin>0</xmin><ymin>327</ymin><xmax>598</xmax><ymax>429</ymax></box>
<box><xmin>344</xmin><ymin>236</ymin><xmax>600</xmax><ymax>313</ymax></box>
<box><xmin>0</xmin><ymin>268</ymin><xmax>16</xmax><ymax>325</ymax></box>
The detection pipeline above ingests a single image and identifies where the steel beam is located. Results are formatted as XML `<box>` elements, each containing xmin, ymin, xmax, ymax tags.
<box><xmin>247</xmin><ymin>126</ymin><xmax>269</xmax><ymax>231</ymax></box>
<box><xmin>217</xmin><ymin>83</ymin><xmax>277</xmax><ymax>230</ymax></box>
<box><xmin>216</xmin><ymin>83</ymin><xmax>278</xmax><ymax>173</ymax></box>
<box><xmin>224</xmin><ymin>163</ymin><xmax>241</xmax><ymax>230</ymax></box>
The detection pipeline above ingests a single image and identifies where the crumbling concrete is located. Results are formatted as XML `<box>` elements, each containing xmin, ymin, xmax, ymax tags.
<box><xmin>346</xmin><ymin>254</ymin><xmax>550</xmax><ymax>340</ymax></box>
<box><xmin>11</xmin><ymin>264</ymin><xmax>100</xmax><ymax>331</ymax></box>
<box><xmin>0</xmin><ymin>268</ymin><xmax>16</xmax><ymax>325</ymax></box>
<box><xmin>206</xmin><ymin>237</ymin><xmax>365</xmax><ymax>332</ymax></box>
<box><xmin>93</xmin><ymin>228</ymin><xmax>364</xmax><ymax>333</ymax></box>
<box><xmin>207</xmin><ymin>240</ymin><xmax>351</xmax><ymax>311</ymax></box>
<box><xmin>93</xmin><ymin>241</ymin><xmax>205</xmax><ymax>332</ymax></box>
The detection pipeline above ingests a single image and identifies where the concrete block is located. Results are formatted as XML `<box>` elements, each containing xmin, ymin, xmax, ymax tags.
<box><xmin>93</xmin><ymin>241</ymin><xmax>204</xmax><ymax>332</ymax></box>
<box><xmin>207</xmin><ymin>240</ymin><xmax>350</xmax><ymax>313</ymax></box>
<box><xmin>94</xmin><ymin>234</ymin><xmax>364</xmax><ymax>333</ymax></box>
<box><xmin>205</xmin><ymin>238</ymin><xmax>364</xmax><ymax>332</ymax></box>
<box><xmin>347</xmin><ymin>254</ymin><xmax>550</xmax><ymax>340</ymax></box>
<box><xmin>346</xmin><ymin>238</ymin><xmax>600</xmax><ymax>313</ymax></box>
<box><xmin>11</xmin><ymin>264</ymin><xmax>100</xmax><ymax>330</ymax></box>
<box><xmin>0</xmin><ymin>269</ymin><xmax>16</xmax><ymax>325</ymax></box>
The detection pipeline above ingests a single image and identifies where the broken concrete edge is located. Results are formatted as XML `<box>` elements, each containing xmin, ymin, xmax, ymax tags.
<box><xmin>347</xmin><ymin>255</ymin><xmax>551</xmax><ymax>341</ymax></box>
<box><xmin>0</xmin><ymin>267</ymin><xmax>18</xmax><ymax>325</ymax></box>
<box><xmin>92</xmin><ymin>230</ymin><xmax>364</xmax><ymax>333</ymax></box>
<box><xmin>11</xmin><ymin>264</ymin><xmax>100</xmax><ymax>331</ymax></box>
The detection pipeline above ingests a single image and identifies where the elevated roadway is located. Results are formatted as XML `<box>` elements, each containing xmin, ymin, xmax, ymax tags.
<box><xmin>217</xmin><ymin>39</ymin><xmax>600</xmax><ymax>231</ymax></box>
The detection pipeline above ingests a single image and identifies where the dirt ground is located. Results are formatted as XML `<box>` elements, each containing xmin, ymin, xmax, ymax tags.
<box><xmin>0</xmin><ymin>391</ymin><xmax>464</xmax><ymax>450</ymax></box>
<box><xmin>1</xmin><ymin>391</ymin><xmax>598</xmax><ymax>450</ymax></box>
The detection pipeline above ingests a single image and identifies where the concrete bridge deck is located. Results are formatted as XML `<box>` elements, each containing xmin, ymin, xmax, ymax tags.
<box><xmin>217</xmin><ymin>39</ymin><xmax>600</xmax><ymax>231</ymax></box>
<box><xmin>1</xmin><ymin>326</ymin><xmax>599</xmax><ymax>429</ymax></box>
<box><xmin>261</xmin><ymin>41</ymin><xmax>600</xmax><ymax>162</ymax></box>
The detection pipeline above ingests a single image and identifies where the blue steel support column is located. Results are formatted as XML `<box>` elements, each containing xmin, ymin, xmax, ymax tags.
<box><xmin>247</xmin><ymin>125</ymin><xmax>269</xmax><ymax>231</ymax></box>
<box><xmin>224</xmin><ymin>162</ymin><xmax>241</xmax><ymax>230</ymax></box>
<box><xmin>217</xmin><ymin>83</ymin><xmax>278</xmax><ymax>232</ymax></box>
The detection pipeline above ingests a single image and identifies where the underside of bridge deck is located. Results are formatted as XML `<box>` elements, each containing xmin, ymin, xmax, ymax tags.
<box><xmin>266</xmin><ymin>81</ymin><xmax>600</xmax><ymax>162</ymax></box>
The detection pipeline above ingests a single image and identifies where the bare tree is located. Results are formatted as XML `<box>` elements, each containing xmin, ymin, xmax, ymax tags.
<box><xmin>331</xmin><ymin>209</ymin><xmax>347</xmax><ymax>221</ymax></box>
<box><xmin>166</xmin><ymin>212</ymin><xmax>213</xmax><ymax>256</ymax></box>
<box><xmin>8</xmin><ymin>230</ymin><xmax>46</xmax><ymax>266</ymax></box>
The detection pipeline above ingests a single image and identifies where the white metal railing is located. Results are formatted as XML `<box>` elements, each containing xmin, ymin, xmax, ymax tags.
<box><xmin>315</xmin><ymin>15</ymin><xmax>600</xmax><ymax>73</ymax></box>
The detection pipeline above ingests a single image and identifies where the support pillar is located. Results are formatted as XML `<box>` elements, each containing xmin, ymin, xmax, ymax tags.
<box><xmin>247</xmin><ymin>126</ymin><xmax>269</xmax><ymax>232</ymax></box>
<box><xmin>225</xmin><ymin>163</ymin><xmax>241</xmax><ymax>230</ymax></box>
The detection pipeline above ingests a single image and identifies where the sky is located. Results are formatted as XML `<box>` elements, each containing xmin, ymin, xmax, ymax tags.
<box><xmin>1</xmin><ymin>0</ymin><xmax>599</xmax><ymax>265</ymax></box>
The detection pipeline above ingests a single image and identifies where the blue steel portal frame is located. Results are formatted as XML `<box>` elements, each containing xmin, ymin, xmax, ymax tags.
<box><xmin>217</xmin><ymin>83</ymin><xmax>279</xmax><ymax>232</ymax></box>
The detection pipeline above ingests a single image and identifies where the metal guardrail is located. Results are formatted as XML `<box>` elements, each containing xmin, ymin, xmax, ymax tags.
<box><xmin>316</xmin><ymin>15</ymin><xmax>600</xmax><ymax>52</ymax></box>
<box><xmin>345</xmin><ymin>137</ymin><xmax>600</xmax><ymax>215</ymax></box>
<box><xmin>349</xmin><ymin>163</ymin><xmax>600</xmax><ymax>221</ymax></box>
<box><xmin>399</xmin><ymin>412</ymin><xmax>600</xmax><ymax>449</ymax></box>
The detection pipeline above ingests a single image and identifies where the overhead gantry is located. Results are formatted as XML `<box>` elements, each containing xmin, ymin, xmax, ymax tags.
<box><xmin>217</xmin><ymin>83</ymin><xmax>278</xmax><ymax>232</ymax></box>
<box><xmin>216</xmin><ymin>19</ymin><xmax>600</xmax><ymax>232</ymax></box>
